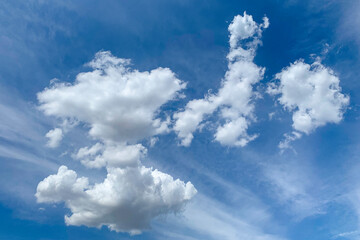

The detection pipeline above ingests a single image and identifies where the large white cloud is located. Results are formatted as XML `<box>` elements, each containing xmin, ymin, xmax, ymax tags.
<box><xmin>36</xmin><ymin>51</ymin><xmax>196</xmax><ymax>234</ymax></box>
<box><xmin>38</xmin><ymin>51</ymin><xmax>185</xmax><ymax>143</ymax></box>
<box><xmin>268</xmin><ymin>59</ymin><xmax>349</xmax><ymax>147</ymax></box>
<box><xmin>36</xmin><ymin>165</ymin><xmax>196</xmax><ymax>235</ymax></box>
<box><xmin>174</xmin><ymin>12</ymin><xmax>269</xmax><ymax>147</ymax></box>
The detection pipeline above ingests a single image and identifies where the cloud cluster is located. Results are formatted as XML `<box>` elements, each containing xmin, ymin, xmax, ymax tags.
<box><xmin>36</xmin><ymin>165</ymin><xmax>196</xmax><ymax>234</ymax></box>
<box><xmin>268</xmin><ymin>60</ymin><xmax>349</xmax><ymax>147</ymax></box>
<box><xmin>174</xmin><ymin>12</ymin><xmax>269</xmax><ymax>147</ymax></box>
<box><xmin>36</xmin><ymin>51</ymin><xmax>196</xmax><ymax>234</ymax></box>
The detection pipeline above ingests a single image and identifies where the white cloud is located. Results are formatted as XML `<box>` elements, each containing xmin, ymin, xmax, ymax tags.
<box><xmin>36</xmin><ymin>165</ymin><xmax>196</xmax><ymax>234</ymax></box>
<box><xmin>45</xmin><ymin>128</ymin><xmax>63</xmax><ymax>148</ymax></box>
<box><xmin>174</xmin><ymin>12</ymin><xmax>268</xmax><ymax>147</ymax></box>
<box><xmin>228</xmin><ymin>13</ymin><xmax>259</xmax><ymax>47</ymax></box>
<box><xmin>173</xmin><ymin>97</ymin><xmax>217</xmax><ymax>146</ymax></box>
<box><xmin>214</xmin><ymin>117</ymin><xmax>258</xmax><ymax>147</ymax></box>
<box><xmin>36</xmin><ymin>51</ymin><xmax>197</xmax><ymax>234</ymax></box>
<box><xmin>35</xmin><ymin>166</ymin><xmax>88</xmax><ymax>203</ymax></box>
<box><xmin>268</xmin><ymin>60</ymin><xmax>349</xmax><ymax>145</ymax></box>
<box><xmin>73</xmin><ymin>143</ymin><xmax>146</xmax><ymax>169</ymax></box>
<box><xmin>38</xmin><ymin>51</ymin><xmax>185</xmax><ymax>143</ymax></box>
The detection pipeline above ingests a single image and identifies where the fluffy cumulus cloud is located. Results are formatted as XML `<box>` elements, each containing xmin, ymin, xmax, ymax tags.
<box><xmin>174</xmin><ymin>12</ymin><xmax>269</xmax><ymax>147</ymax></box>
<box><xmin>38</xmin><ymin>51</ymin><xmax>185</xmax><ymax>143</ymax></box>
<box><xmin>36</xmin><ymin>165</ymin><xmax>196</xmax><ymax>234</ymax></box>
<box><xmin>36</xmin><ymin>51</ymin><xmax>196</xmax><ymax>234</ymax></box>
<box><xmin>268</xmin><ymin>60</ymin><xmax>349</xmax><ymax>147</ymax></box>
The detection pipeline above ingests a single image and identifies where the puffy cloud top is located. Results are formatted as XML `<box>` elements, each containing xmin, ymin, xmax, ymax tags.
<box><xmin>36</xmin><ymin>165</ymin><xmax>196</xmax><ymax>234</ymax></box>
<box><xmin>38</xmin><ymin>51</ymin><xmax>185</xmax><ymax>143</ymax></box>
<box><xmin>269</xmin><ymin>60</ymin><xmax>349</xmax><ymax>135</ymax></box>
<box><xmin>228</xmin><ymin>12</ymin><xmax>269</xmax><ymax>48</ymax></box>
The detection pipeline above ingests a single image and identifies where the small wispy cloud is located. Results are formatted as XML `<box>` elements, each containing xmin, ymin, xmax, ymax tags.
<box><xmin>154</xmin><ymin>193</ymin><xmax>285</xmax><ymax>240</ymax></box>
<box><xmin>262</xmin><ymin>157</ymin><xmax>326</xmax><ymax>220</ymax></box>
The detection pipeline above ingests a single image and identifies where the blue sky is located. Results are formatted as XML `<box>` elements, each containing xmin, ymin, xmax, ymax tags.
<box><xmin>1</xmin><ymin>0</ymin><xmax>360</xmax><ymax>239</ymax></box>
